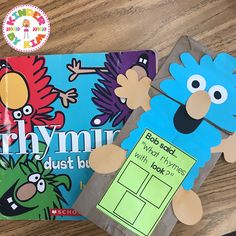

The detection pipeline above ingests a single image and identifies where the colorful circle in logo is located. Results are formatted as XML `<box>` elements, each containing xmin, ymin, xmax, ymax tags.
<box><xmin>2</xmin><ymin>4</ymin><xmax>50</xmax><ymax>52</ymax></box>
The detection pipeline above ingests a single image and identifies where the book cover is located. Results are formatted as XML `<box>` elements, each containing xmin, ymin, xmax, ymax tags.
<box><xmin>0</xmin><ymin>50</ymin><xmax>157</xmax><ymax>220</ymax></box>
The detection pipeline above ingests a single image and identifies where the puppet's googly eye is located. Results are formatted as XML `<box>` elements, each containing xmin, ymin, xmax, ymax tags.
<box><xmin>23</xmin><ymin>105</ymin><xmax>33</xmax><ymax>115</ymax></box>
<box><xmin>13</xmin><ymin>110</ymin><xmax>22</xmax><ymax>120</ymax></box>
<box><xmin>187</xmin><ymin>74</ymin><xmax>206</xmax><ymax>93</ymax></box>
<box><xmin>28</xmin><ymin>173</ymin><xmax>40</xmax><ymax>183</ymax></box>
<box><xmin>37</xmin><ymin>179</ymin><xmax>46</xmax><ymax>193</ymax></box>
<box><xmin>208</xmin><ymin>85</ymin><xmax>228</xmax><ymax>104</ymax></box>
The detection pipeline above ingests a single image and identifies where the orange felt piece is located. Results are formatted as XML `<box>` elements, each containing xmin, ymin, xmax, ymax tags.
<box><xmin>114</xmin><ymin>69</ymin><xmax>151</xmax><ymax>111</ymax></box>
<box><xmin>186</xmin><ymin>90</ymin><xmax>211</xmax><ymax>120</ymax></box>
<box><xmin>89</xmin><ymin>144</ymin><xmax>127</xmax><ymax>174</ymax></box>
<box><xmin>172</xmin><ymin>186</ymin><xmax>203</xmax><ymax>225</ymax></box>
<box><xmin>211</xmin><ymin>132</ymin><xmax>236</xmax><ymax>163</ymax></box>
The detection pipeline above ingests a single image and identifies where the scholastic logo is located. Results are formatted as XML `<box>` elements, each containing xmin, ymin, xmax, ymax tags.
<box><xmin>50</xmin><ymin>209</ymin><xmax>81</xmax><ymax>217</ymax></box>
<box><xmin>2</xmin><ymin>4</ymin><xmax>50</xmax><ymax>52</ymax></box>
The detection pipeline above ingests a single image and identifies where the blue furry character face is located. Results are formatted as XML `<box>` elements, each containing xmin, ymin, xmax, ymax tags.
<box><xmin>160</xmin><ymin>52</ymin><xmax>236</xmax><ymax>133</ymax></box>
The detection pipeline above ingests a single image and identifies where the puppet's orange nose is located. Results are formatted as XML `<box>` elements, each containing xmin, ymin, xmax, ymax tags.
<box><xmin>0</xmin><ymin>72</ymin><xmax>29</xmax><ymax>109</ymax></box>
<box><xmin>186</xmin><ymin>90</ymin><xmax>211</xmax><ymax>120</ymax></box>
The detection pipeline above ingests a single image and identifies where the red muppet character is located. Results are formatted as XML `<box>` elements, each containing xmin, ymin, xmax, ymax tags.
<box><xmin>0</xmin><ymin>56</ymin><xmax>77</xmax><ymax>146</ymax></box>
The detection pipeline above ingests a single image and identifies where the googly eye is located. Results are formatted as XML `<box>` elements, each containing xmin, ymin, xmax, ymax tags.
<box><xmin>37</xmin><ymin>179</ymin><xmax>46</xmax><ymax>193</ymax></box>
<box><xmin>208</xmin><ymin>85</ymin><xmax>228</xmax><ymax>104</ymax></box>
<box><xmin>28</xmin><ymin>173</ymin><xmax>40</xmax><ymax>183</ymax></box>
<box><xmin>187</xmin><ymin>74</ymin><xmax>206</xmax><ymax>93</ymax></box>
<box><xmin>23</xmin><ymin>105</ymin><xmax>33</xmax><ymax>115</ymax></box>
<box><xmin>120</xmin><ymin>98</ymin><xmax>127</xmax><ymax>104</ymax></box>
<box><xmin>13</xmin><ymin>110</ymin><xmax>22</xmax><ymax>120</ymax></box>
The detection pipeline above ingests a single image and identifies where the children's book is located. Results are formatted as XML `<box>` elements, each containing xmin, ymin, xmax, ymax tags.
<box><xmin>0</xmin><ymin>50</ymin><xmax>157</xmax><ymax>220</ymax></box>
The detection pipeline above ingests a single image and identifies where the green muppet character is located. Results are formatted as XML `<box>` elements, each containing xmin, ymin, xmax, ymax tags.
<box><xmin>0</xmin><ymin>142</ymin><xmax>71</xmax><ymax>220</ymax></box>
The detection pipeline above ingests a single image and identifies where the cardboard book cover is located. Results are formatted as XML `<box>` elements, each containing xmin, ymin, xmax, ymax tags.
<box><xmin>0</xmin><ymin>50</ymin><xmax>157</xmax><ymax>220</ymax></box>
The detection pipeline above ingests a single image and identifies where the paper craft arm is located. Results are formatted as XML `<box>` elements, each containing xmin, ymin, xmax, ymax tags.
<box><xmin>52</xmin><ymin>87</ymin><xmax>78</xmax><ymax>108</ymax></box>
<box><xmin>89</xmin><ymin>144</ymin><xmax>126</xmax><ymax>174</ymax></box>
<box><xmin>211</xmin><ymin>132</ymin><xmax>236</xmax><ymax>163</ymax></box>
<box><xmin>172</xmin><ymin>133</ymin><xmax>236</xmax><ymax>226</ymax></box>
<box><xmin>172</xmin><ymin>132</ymin><xmax>236</xmax><ymax>226</ymax></box>
<box><xmin>114</xmin><ymin>68</ymin><xmax>152</xmax><ymax>111</ymax></box>
<box><xmin>67</xmin><ymin>58</ymin><xmax>107</xmax><ymax>81</ymax></box>
<box><xmin>172</xmin><ymin>187</ymin><xmax>203</xmax><ymax>225</ymax></box>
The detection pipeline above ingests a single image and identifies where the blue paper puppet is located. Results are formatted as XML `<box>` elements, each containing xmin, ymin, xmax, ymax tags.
<box><xmin>88</xmin><ymin>52</ymin><xmax>236</xmax><ymax>226</ymax></box>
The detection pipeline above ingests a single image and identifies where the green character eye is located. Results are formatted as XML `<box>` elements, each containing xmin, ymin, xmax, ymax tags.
<box><xmin>28</xmin><ymin>173</ymin><xmax>40</xmax><ymax>183</ymax></box>
<box><xmin>37</xmin><ymin>179</ymin><xmax>45</xmax><ymax>193</ymax></box>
